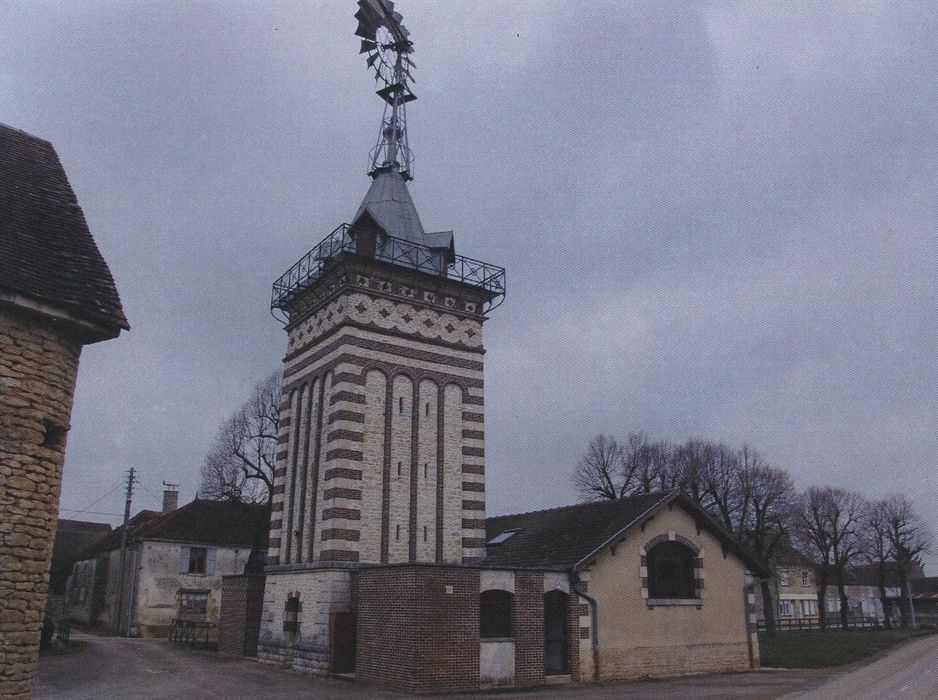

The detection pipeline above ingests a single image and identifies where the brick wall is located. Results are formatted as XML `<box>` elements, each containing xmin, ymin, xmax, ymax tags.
<box><xmin>0</xmin><ymin>305</ymin><xmax>82</xmax><ymax>700</ymax></box>
<box><xmin>355</xmin><ymin>565</ymin><xmax>481</xmax><ymax>693</ymax></box>
<box><xmin>513</xmin><ymin>571</ymin><xmax>545</xmax><ymax>688</ymax></box>
<box><xmin>218</xmin><ymin>574</ymin><xmax>266</xmax><ymax>657</ymax></box>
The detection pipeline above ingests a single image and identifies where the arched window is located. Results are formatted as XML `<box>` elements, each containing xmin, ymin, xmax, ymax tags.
<box><xmin>647</xmin><ymin>541</ymin><xmax>697</xmax><ymax>599</ymax></box>
<box><xmin>480</xmin><ymin>589</ymin><xmax>513</xmax><ymax>638</ymax></box>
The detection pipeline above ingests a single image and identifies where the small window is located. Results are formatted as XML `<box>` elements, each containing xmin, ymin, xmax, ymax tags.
<box><xmin>425</xmin><ymin>402</ymin><xmax>430</xmax><ymax>417</ymax></box>
<box><xmin>423</xmin><ymin>526</ymin><xmax>428</xmax><ymax>542</ymax></box>
<box><xmin>188</xmin><ymin>547</ymin><xmax>207</xmax><ymax>574</ymax></box>
<box><xmin>395</xmin><ymin>524</ymin><xmax>400</xmax><ymax>540</ymax></box>
<box><xmin>778</xmin><ymin>600</ymin><xmax>794</xmax><ymax>617</ymax></box>
<box><xmin>177</xmin><ymin>590</ymin><xmax>208</xmax><ymax>621</ymax></box>
<box><xmin>801</xmin><ymin>570</ymin><xmax>811</xmax><ymax>587</ymax></box>
<box><xmin>646</xmin><ymin>541</ymin><xmax>697</xmax><ymax>599</ymax></box>
<box><xmin>399</xmin><ymin>396</ymin><xmax>404</xmax><ymax>413</ymax></box>
<box><xmin>480</xmin><ymin>589</ymin><xmax>513</xmax><ymax>638</ymax></box>
<box><xmin>801</xmin><ymin>600</ymin><xmax>817</xmax><ymax>617</ymax></box>
<box><xmin>779</xmin><ymin>570</ymin><xmax>791</xmax><ymax>587</ymax></box>
<box><xmin>397</xmin><ymin>461</ymin><xmax>401</xmax><ymax>477</ymax></box>
<box><xmin>424</xmin><ymin>463</ymin><xmax>428</xmax><ymax>479</ymax></box>
<box><xmin>41</xmin><ymin>420</ymin><xmax>67</xmax><ymax>449</ymax></box>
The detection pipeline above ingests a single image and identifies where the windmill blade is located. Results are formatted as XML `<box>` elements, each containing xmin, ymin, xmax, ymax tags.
<box><xmin>360</xmin><ymin>39</ymin><xmax>378</xmax><ymax>54</ymax></box>
<box><xmin>354</xmin><ymin>0</ymin><xmax>384</xmax><ymax>39</ymax></box>
<box><xmin>367</xmin><ymin>52</ymin><xmax>379</xmax><ymax>68</ymax></box>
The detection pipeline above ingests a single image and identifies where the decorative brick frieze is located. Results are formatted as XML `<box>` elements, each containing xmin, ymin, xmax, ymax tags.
<box><xmin>320</xmin><ymin>528</ymin><xmax>361</xmax><ymax>542</ymax></box>
<box><xmin>323</xmin><ymin>468</ymin><xmax>363</xmax><ymax>481</ymax></box>
<box><xmin>322</xmin><ymin>508</ymin><xmax>361</xmax><ymax>521</ymax></box>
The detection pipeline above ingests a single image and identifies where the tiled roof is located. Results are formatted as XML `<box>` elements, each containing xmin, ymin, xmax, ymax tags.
<box><xmin>50</xmin><ymin>519</ymin><xmax>111</xmax><ymax>587</ymax></box>
<box><xmin>0</xmin><ymin>122</ymin><xmax>128</xmax><ymax>337</ymax></box>
<box><xmin>82</xmin><ymin>510</ymin><xmax>162</xmax><ymax>558</ymax></box>
<box><xmin>352</xmin><ymin>168</ymin><xmax>426</xmax><ymax>243</ymax></box>
<box><xmin>139</xmin><ymin>498</ymin><xmax>269</xmax><ymax>548</ymax></box>
<box><xmin>483</xmin><ymin>489</ymin><xmax>770</xmax><ymax>576</ymax></box>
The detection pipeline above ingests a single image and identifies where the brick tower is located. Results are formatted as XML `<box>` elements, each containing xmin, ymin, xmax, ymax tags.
<box><xmin>258</xmin><ymin>1</ymin><xmax>505</xmax><ymax>673</ymax></box>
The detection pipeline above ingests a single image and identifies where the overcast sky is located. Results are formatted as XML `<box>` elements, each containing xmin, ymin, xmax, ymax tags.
<box><xmin>3</xmin><ymin>1</ymin><xmax>936</xmax><ymax>569</ymax></box>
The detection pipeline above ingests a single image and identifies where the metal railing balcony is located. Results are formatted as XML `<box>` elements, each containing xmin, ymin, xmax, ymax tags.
<box><xmin>271</xmin><ymin>224</ymin><xmax>506</xmax><ymax>321</ymax></box>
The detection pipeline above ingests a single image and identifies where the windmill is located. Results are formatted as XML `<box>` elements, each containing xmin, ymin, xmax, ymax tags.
<box><xmin>355</xmin><ymin>0</ymin><xmax>417</xmax><ymax>180</ymax></box>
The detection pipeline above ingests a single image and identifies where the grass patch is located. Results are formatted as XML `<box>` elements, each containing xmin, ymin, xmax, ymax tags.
<box><xmin>759</xmin><ymin>628</ymin><xmax>934</xmax><ymax>668</ymax></box>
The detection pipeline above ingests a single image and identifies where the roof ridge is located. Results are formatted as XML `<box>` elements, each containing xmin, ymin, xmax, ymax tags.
<box><xmin>487</xmin><ymin>489</ymin><xmax>676</xmax><ymax>523</ymax></box>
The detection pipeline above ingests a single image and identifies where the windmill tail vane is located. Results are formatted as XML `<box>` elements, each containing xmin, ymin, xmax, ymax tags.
<box><xmin>355</xmin><ymin>0</ymin><xmax>417</xmax><ymax>180</ymax></box>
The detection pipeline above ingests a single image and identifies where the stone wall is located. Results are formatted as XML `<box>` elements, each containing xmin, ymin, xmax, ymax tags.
<box><xmin>218</xmin><ymin>574</ymin><xmax>266</xmax><ymax>657</ymax></box>
<box><xmin>0</xmin><ymin>305</ymin><xmax>82</xmax><ymax>699</ymax></box>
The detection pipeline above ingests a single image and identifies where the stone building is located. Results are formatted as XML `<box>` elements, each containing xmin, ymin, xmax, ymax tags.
<box><xmin>0</xmin><ymin>122</ymin><xmax>128</xmax><ymax>699</ymax></box>
<box><xmin>69</xmin><ymin>495</ymin><xmax>268</xmax><ymax>638</ymax></box>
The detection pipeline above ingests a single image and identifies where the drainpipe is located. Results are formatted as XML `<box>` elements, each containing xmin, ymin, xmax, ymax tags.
<box><xmin>570</xmin><ymin>571</ymin><xmax>599</xmax><ymax>681</ymax></box>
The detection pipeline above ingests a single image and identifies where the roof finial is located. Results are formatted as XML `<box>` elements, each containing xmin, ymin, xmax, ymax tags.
<box><xmin>355</xmin><ymin>0</ymin><xmax>417</xmax><ymax>180</ymax></box>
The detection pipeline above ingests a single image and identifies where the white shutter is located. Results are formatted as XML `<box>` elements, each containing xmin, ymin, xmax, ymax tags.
<box><xmin>206</xmin><ymin>548</ymin><xmax>217</xmax><ymax>575</ymax></box>
<box><xmin>179</xmin><ymin>547</ymin><xmax>190</xmax><ymax>574</ymax></box>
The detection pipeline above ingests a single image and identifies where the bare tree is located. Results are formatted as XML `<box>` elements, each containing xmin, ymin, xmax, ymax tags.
<box><xmin>860</xmin><ymin>499</ymin><xmax>896</xmax><ymax>628</ymax></box>
<box><xmin>826</xmin><ymin>489</ymin><xmax>866</xmax><ymax>630</ymax></box>
<box><xmin>200</xmin><ymin>371</ymin><xmax>281</xmax><ymax>504</ymax></box>
<box><xmin>573</xmin><ymin>434</ymin><xmax>626</xmax><ymax>501</ymax></box>
<box><xmin>797</xmin><ymin>486</ymin><xmax>836</xmax><ymax>631</ymax></box>
<box><xmin>882</xmin><ymin>494</ymin><xmax>932</xmax><ymax>627</ymax></box>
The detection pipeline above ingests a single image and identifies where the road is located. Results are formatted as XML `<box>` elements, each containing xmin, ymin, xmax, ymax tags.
<box><xmin>35</xmin><ymin>630</ymin><xmax>935</xmax><ymax>700</ymax></box>
<box><xmin>788</xmin><ymin>633</ymin><xmax>938</xmax><ymax>700</ymax></box>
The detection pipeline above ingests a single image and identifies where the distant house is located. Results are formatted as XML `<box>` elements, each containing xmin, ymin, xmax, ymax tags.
<box><xmin>69</xmin><ymin>493</ymin><xmax>268</xmax><ymax>638</ymax></box>
<box><xmin>753</xmin><ymin>546</ymin><xmax>820</xmax><ymax>628</ymax></box>
<box><xmin>910</xmin><ymin>576</ymin><xmax>938</xmax><ymax>626</ymax></box>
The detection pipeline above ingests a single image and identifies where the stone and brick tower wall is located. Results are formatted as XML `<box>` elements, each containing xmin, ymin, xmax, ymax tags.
<box><xmin>0</xmin><ymin>123</ymin><xmax>127</xmax><ymax>699</ymax></box>
<box><xmin>268</xmin><ymin>259</ymin><xmax>490</xmax><ymax>568</ymax></box>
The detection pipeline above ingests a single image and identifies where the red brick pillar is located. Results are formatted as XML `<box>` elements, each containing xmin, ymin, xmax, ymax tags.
<box><xmin>513</xmin><ymin>571</ymin><xmax>545</xmax><ymax>687</ymax></box>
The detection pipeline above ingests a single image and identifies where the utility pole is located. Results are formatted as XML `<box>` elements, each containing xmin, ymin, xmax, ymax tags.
<box><xmin>114</xmin><ymin>467</ymin><xmax>135</xmax><ymax>636</ymax></box>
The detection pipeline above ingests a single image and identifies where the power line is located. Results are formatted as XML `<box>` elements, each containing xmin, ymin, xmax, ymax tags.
<box><xmin>58</xmin><ymin>508</ymin><xmax>124</xmax><ymax>518</ymax></box>
<box><xmin>63</xmin><ymin>480</ymin><xmax>126</xmax><ymax>519</ymax></box>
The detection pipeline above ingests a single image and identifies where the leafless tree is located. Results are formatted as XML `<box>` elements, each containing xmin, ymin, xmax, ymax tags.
<box><xmin>860</xmin><ymin>499</ymin><xmax>897</xmax><ymax>628</ymax></box>
<box><xmin>573</xmin><ymin>434</ymin><xmax>627</xmax><ymax>501</ymax></box>
<box><xmin>797</xmin><ymin>486</ymin><xmax>836</xmax><ymax>631</ymax></box>
<box><xmin>200</xmin><ymin>371</ymin><xmax>281</xmax><ymax>505</ymax></box>
<box><xmin>827</xmin><ymin>489</ymin><xmax>866</xmax><ymax>630</ymax></box>
<box><xmin>882</xmin><ymin>494</ymin><xmax>932</xmax><ymax>627</ymax></box>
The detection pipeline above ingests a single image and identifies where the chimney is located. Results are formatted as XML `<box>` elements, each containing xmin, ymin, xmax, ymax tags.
<box><xmin>161</xmin><ymin>482</ymin><xmax>179</xmax><ymax>513</ymax></box>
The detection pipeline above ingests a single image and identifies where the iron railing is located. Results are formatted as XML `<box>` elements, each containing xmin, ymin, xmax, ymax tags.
<box><xmin>271</xmin><ymin>224</ymin><xmax>506</xmax><ymax>321</ymax></box>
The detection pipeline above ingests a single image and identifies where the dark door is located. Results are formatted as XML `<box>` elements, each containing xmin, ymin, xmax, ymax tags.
<box><xmin>330</xmin><ymin>611</ymin><xmax>356</xmax><ymax>674</ymax></box>
<box><xmin>544</xmin><ymin>590</ymin><xmax>569</xmax><ymax>675</ymax></box>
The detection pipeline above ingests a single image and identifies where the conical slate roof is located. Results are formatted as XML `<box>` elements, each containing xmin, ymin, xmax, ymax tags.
<box><xmin>352</xmin><ymin>168</ymin><xmax>425</xmax><ymax>243</ymax></box>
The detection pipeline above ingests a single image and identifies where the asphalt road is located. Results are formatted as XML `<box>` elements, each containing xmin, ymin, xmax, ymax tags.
<box><xmin>788</xmin><ymin>633</ymin><xmax>938</xmax><ymax>700</ymax></box>
<box><xmin>38</xmin><ymin>630</ymin><xmax>938</xmax><ymax>700</ymax></box>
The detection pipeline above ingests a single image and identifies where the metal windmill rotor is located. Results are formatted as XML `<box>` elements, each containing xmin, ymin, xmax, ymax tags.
<box><xmin>355</xmin><ymin>0</ymin><xmax>417</xmax><ymax>179</ymax></box>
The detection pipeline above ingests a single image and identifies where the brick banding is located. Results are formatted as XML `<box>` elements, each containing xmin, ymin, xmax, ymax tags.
<box><xmin>276</xmin><ymin>434</ymin><xmax>289</xmax><ymax>445</ymax></box>
<box><xmin>320</xmin><ymin>528</ymin><xmax>361</xmax><ymax>542</ymax></box>
<box><xmin>461</xmin><ymin>446</ymin><xmax>484</xmax><ymax>457</ymax></box>
<box><xmin>380</xmin><ymin>376</ymin><xmax>393</xmax><ymax>563</ymax></box>
<box><xmin>461</xmin><ymin>464</ymin><xmax>484</xmax><ymax>475</ymax></box>
<box><xmin>408</xmin><ymin>388</ymin><xmax>419</xmax><ymax>562</ymax></box>
<box><xmin>324</xmin><ymin>467</ymin><xmax>363</xmax><ymax>481</ymax></box>
<box><xmin>274</xmin><ymin>467</ymin><xmax>286</xmax><ymax>477</ymax></box>
<box><xmin>463</xmin><ymin>395</ymin><xmax>483</xmax><ymax>406</ymax></box>
<box><xmin>461</xmin><ymin>429</ymin><xmax>484</xmax><ymax>440</ymax></box>
<box><xmin>328</xmin><ymin>410</ymin><xmax>365</xmax><ymax>424</ymax></box>
<box><xmin>269</xmin><ymin>519</ymin><xmax>283</xmax><ymax>530</ymax></box>
<box><xmin>462</xmin><ymin>411</ymin><xmax>484</xmax><ymax>423</ymax></box>
<box><xmin>462</xmin><ymin>481</ymin><xmax>484</xmax><ymax>493</ymax></box>
<box><xmin>319</xmin><ymin>549</ymin><xmax>360</xmax><ymax>562</ymax></box>
<box><xmin>462</xmin><ymin>518</ymin><xmax>485</xmax><ymax>529</ymax></box>
<box><xmin>325</xmin><ymin>448</ymin><xmax>363</xmax><ymax>461</ymax></box>
<box><xmin>272</xmin><ymin>484</ymin><xmax>285</xmax><ymax>495</ymax></box>
<box><xmin>332</xmin><ymin>371</ymin><xmax>368</xmax><ymax>386</ymax></box>
<box><xmin>324</xmin><ymin>487</ymin><xmax>362</xmax><ymax>501</ymax></box>
<box><xmin>461</xmin><ymin>537</ymin><xmax>485</xmax><ymax>548</ymax></box>
<box><xmin>307</xmin><ymin>377</ymin><xmax>326</xmax><ymax>561</ymax></box>
<box><xmin>268</xmin><ymin>537</ymin><xmax>281</xmax><ymax>548</ymax></box>
<box><xmin>322</xmin><ymin>507</ymin><xmax>361</xmax><ymax>521</ymax></box>
<box><xmin>435</xmin><ymin>389</ymin><xmax>445</xmax><ymax>563</ymax></box>
<box><xmin>326</xmin><ymin>429</ymin><xmax>364</xmax><ymax>443</ymax></box>
<box><xmin>275</xmin><ymin>452</ymin><xmax>288</xmax><ymax>462</ymax></box>
<box><xmin>271</xmin><ymin>502</ymin><xmax>283</xmax><ymax>512</ymax></box>
<box><xmin>330</xmin><ymin>390</ymin><xmax>366</xmax><ymax>405</ymax></box>
<box><xmin>462</xmin><ymin>500</ymin><xmax>485</xmax><ymax>511</ymax></box>
<box><xmin>280</xmin><ymin>417</ymin><xmax>292</xmax><ymax>427</ymax></box>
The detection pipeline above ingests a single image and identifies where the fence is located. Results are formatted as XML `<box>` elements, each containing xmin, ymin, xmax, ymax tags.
<box><xmin>168</xmin><ymin>618</ymin><xmax>216</xmax><ymax>648</ymax></box>
<box><xmin>757</xmin><ymin>615</ymin><xmax>885</xmax><ymax>633</ymax></box>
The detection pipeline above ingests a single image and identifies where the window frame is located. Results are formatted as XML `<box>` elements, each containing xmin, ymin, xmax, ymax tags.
<box><xmin>188</xmin><ymin>546</ymin><xmax>207</xmax><ymax>574</ymax></box>
<box><xmin>177</xmin><ymin>589</ymin><xmax>209</xmax><ymax>621</ymax></box>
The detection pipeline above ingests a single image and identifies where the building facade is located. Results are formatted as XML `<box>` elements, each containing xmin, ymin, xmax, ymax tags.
<box><xmin>0</xmin><ymin>123</ymin><xmax>127</xmax><ymax>699</ymax></box>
